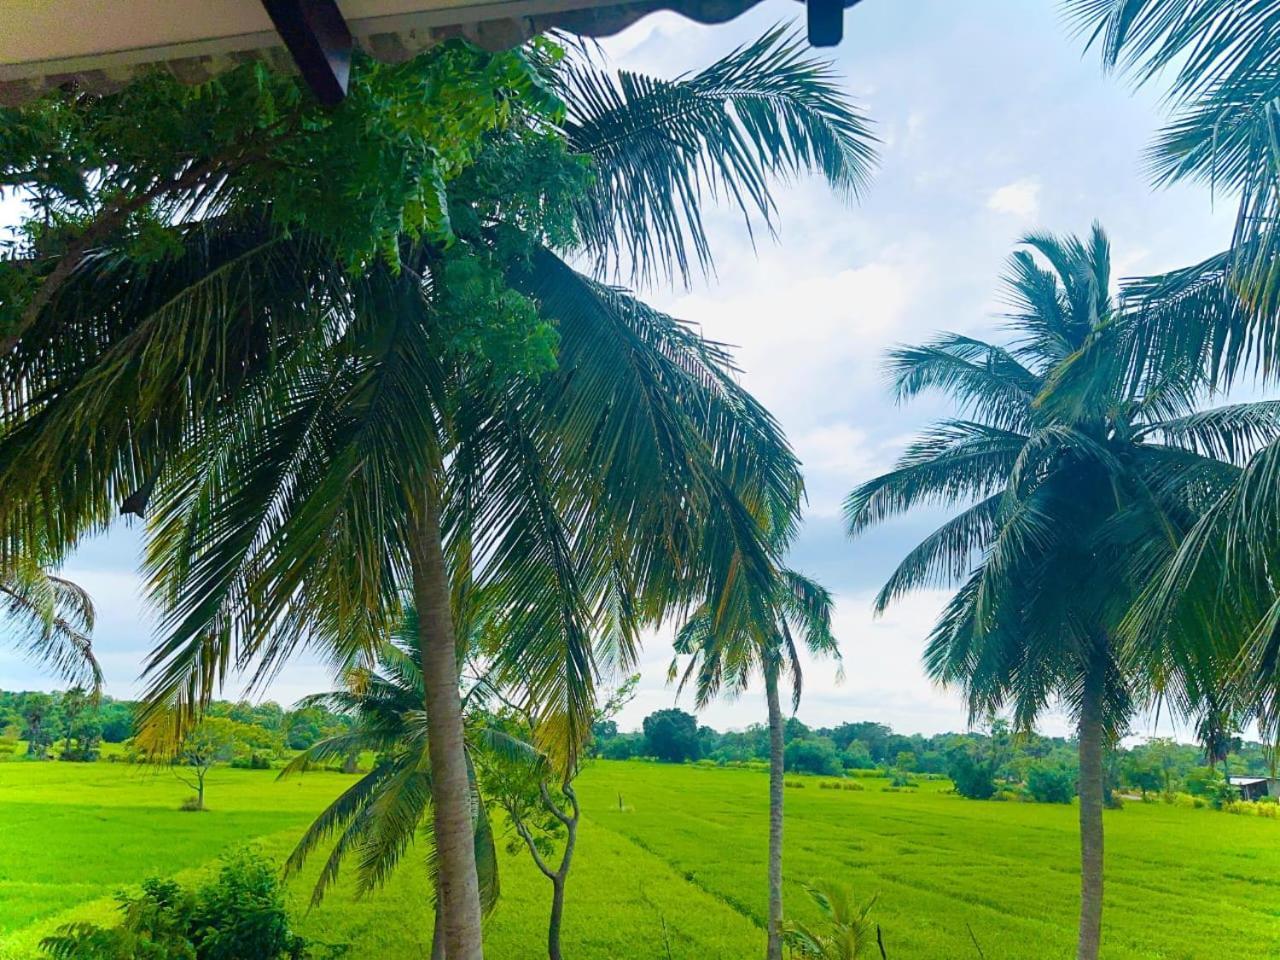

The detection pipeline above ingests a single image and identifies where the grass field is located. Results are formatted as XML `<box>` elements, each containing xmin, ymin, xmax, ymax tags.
<box><xmin>1</xmin><ymin>759</ymin><xmax>1277</xmax><ymax>959</ymax></box>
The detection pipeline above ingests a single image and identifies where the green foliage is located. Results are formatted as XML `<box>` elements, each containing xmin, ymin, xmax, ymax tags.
<box><xmin>0</xmin><ymin>42</ymin><xmax>562</xmax><ymax>314</ymax></box>
<box><xmin>948</xmin><ymin>749</ymin><xmax>997</xmax><ymax>801</ymax></box>
<box><xmin>0</xmin><ymin>30</ymin><xmax>876</xmax><ymax>786</ymax></box>
<box><xmin>279</xmin><ymin>631</ymin><xmax>503</xmax><ymax>913</ymax></box>
<box><xmin>38</xmin><ymin>852</ymin><xmax>333</xmax><ymax>959</ymax></box>
<box><xmin>0</xmin><ymin>559</ymin><xmax>99</xmax><ymax>692</ymax></box>
<box><xmin>1184</xmin><ymin>766</ymin><xmax>1220</xmax><ymax>797</ymax></box>
<box><xmin>785</xmin><ymin>737</ymin><xmax>843</xmax><ymax>777</ymax></box>
<box><xmin>784</xmin><ymin>881</ymin><xmax>880</xmax><ymax>960</ymax></box>
<box><xmin>1065</xmin><ymin>2</ymin><xmax>1280</xmax><ymax>748</ymax></box>
<box><xmin>642</xmin><ymin>709</ymin><xmax>701</xmax><ymax>763</ymax></box>
<box><xmin>840</xmin><ymin>741</ymin><xmax>875</xmax><ymax>770</ymax></box>
<box><xmin>1206</xmin><ymin>779</ymin><xmax>1241</xmax><ymax>811</ymax></box>
<box><xmin>1024</xmin><ymin>763</ymin><xmax>1076</xmax><ymax>805</ymax></box>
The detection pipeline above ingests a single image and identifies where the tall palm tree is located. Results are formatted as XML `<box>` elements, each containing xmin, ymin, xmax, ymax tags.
<box><xmin>845</xmin><ymin>225</ymin><xmax>1280</xmax><ymax>960</ymax></box>
<box><xmin>670</xmin><ymin>564</ymin><xmax>839</xmax><ymax>960</ymax></box>
<box><xmin>1066</xmin><ymin>0</ymin><xmax>1280</xmax><ymax>755</ymax></box>
<box><xmin>1</xmin><ymin>553</ymin><xmax>99</xmax><ymax>692</ymax></box>
<box><xmin>0</xmin><ymin>30</ymin><xmax>876</xmax><ymax>960</ymax></box>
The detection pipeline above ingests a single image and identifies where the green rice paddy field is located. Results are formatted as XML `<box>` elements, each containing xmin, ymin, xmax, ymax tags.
<box><xmin>0</xmin><ymin>759</ymin><xmax>1276</xmax><ymax>959</ymax></box>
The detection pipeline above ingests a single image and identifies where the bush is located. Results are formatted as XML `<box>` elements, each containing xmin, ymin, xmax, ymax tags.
<box><xmin>231</xmin><ymin>752</ymin><xmax>273</xmax><ymax>770</ymax></box>
<box><xmin>1024</xmin><ymin>763</ymin><xmax>1075</xmax><ymax>804</ymax></box>
<box><xmin>180</xmin><ymin>795</ymin><xmax>205</xmax><ymax>812</ymax></box>
<box><xmin>785</xmin><ymin>737</ymin><xmax>843</xmax><ymax>776</ymax></box>
<box><xmin>784</xmin><ymin>779</ymin><xmax>806</xmax><ymax>789</ymax></box>
<box><xmin>40</xmin><ymin>851</ymin><xmax>342</xmax><ymax>959</ymax></box>
<box><xmin>1184</xmin><ymin>766</ymin><xmax>1220</xmax><ymax>797</ymax></box>
<box><xmin>948</xmin><ymin>751</ymin><xmax>997</xmax><ymax>800</ymax></box>
<box><xmin>1207</xmin><ymin>779</ymin><xmax>1240</xmax><ymax>810</ymax></box>
<box><xmin>888</xmin><ymin>770</ymin><xmax>918</xmax><ymax>788</ymax></box>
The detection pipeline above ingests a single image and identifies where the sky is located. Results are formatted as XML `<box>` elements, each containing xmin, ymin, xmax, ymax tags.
<box><xmin>0</xmin><ymin>0</ymin><xmax>1244</xmax><ymax>740</ymax></box>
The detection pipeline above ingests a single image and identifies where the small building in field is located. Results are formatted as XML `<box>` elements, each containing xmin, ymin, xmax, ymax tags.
<box><xmin>1228</xmin><ymin>776</ymin><xmax>1280</xmax><ymax>802</ymax></box>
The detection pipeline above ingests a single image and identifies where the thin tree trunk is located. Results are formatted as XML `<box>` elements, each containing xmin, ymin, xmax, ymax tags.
<box><xmin>764</xmin><ymin>664</ymin><xmax>785</xmax><ymax>960</ymax></box>
<box><xmin>548</xmin><ymin>878</ymin><xmax>565</xmax><ymax>960</ymax></box>
<box><xmin>409</xmin><ymin>491</ymin><xmax>484</xmax><ymax>960</ymax></box>
<box><xmin>1076</xmin><ymin>656</ymin><xmax>1106</xmax><ymax>960</ymax></box>
<box><xmin>431</xmin><ymin>889</ymin><xmax>446</xmax><ymax>960</ymax></box>
<box><xmin>526</xmin><ymin>780</ymin><xmax>578</xmax><ymax>960</ymax></box>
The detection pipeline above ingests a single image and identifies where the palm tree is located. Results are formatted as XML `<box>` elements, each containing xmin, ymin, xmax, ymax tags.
<box><xmin>280</xmin><ymin>615</ymin><xmax>525</xmax><ymax>960</ymax></box>
<box><xmin>0</xmin><ymin>30</ymin><xmax>876</xmax><ymax>960</ymax></box>
<box><xmin>783</xmin><ymin>881</ymin><xmax>880</xmax><ymax>960</ymax></box>
<box><xmin>1067</xmin><ymin>0</ymin><xmax>1280</xmax><ymax>379</ymax></box>
<box><xmin>1066</xmin><ymin>0</ymin><xmax>1280</xmax><ymax>762</ymax></box>
<box><xmin>1</xmin><ymin>554</ymin><xmax>99</xmax><ymax>692</ymax></box>
<box><xmin>844</xmin><ymin>225</ymin><xmax>1280</xmax><ymax>960</ymax></box>
<box><xmin>670</xmin><ymin>564</ymin><xmax>839</xmax><ymax>960</ymax></box>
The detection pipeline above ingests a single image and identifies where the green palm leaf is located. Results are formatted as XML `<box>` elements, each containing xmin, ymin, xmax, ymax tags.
<box><xmin>563</xmin><ymin>25</ymin><xmax>877</xmax><ymax>284</ymax></box>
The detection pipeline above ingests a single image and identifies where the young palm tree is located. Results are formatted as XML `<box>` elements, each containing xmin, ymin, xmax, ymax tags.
<box><xmin>845</xmin><ymin>225</ymin><xmax>1280</xmax><ymax>960</ymax></box>
<box><xmin>280</xmin><ymin>615</ymin><xmax>524</xmax><ymax>960</ymax></box>
<box><xmin>0</xmin><ymin>30</ymin><xmax>876</xmax><ymax>959</ymax></box>
<box><xmin>670</xmin><ymin>564</ymin><xmax>839</xmax><ymax>960</ymax></box>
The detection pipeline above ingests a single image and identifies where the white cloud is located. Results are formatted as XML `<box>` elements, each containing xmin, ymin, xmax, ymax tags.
<box><xmin>615</xmin><ymin>589</ymin><xmax>973</xmax><ymax>736</ymax></box>
<box><xmin>986</xmin><ymin>178</ymin><xmax>1041</xmax><ymax>220</ymax></box>
<box><xmin>793</xmin><ymin>424</ymin><xmax>898</xmax><ymax>517</ymax></box>
<box><xmin>661</xmin><ymin>258</ymin><xmax>915</xmax><ymax>429</ymax></box>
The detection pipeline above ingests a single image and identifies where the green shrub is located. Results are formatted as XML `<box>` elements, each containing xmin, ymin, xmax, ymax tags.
<box><xmin>841</xmin><ymin>782</ymin><xmax>864</xmax><ymax>791</ymax></box>
<box><xmin>231</xmin><ymin>753</ymin><xmax>273</xmax><ymax>770</ymax></box>
<box><xmin>180</xmin><ymin>796</ymin><xmax>205</xmax><ymax>812</ymax></box>
<box><xmin>784</xmin><ymin>779</ymin><xmax>806</xmax><ymax>789</ymax></box>
<box><xmin>1207</xmin><ymin>779</ymin><xmax>1241</xmax><ymax>810</ymax></box>
<box><xmin>1184</xmin><ymin>766</ymin><xmax>1220</xmax><ymax>797</ymax></box>
<box><xmin>948</xmin><ymin>751</ymin><xmax>997</xmax><ymax>800</ymax></box>
<box><xmin>785</xmin><ymin>738</ymin><xmax>843</xmax><ymax>777</ymax></box>
<box><xmin>40</xmin><ymin>851</ymin><xmax>342</xmax><ymax>959</ymax></box>
<box><xmin>1024</xmin><ymin>763</ymin><xmax>1075</xmax><ymax>804</ymax></box>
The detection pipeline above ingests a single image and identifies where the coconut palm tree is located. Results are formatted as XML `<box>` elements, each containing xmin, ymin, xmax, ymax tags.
<box><xmin>1066</xmin><ymin>0</ymin><xmax>1280</xmax><ymax>761</ymax></box>
<box><xmin>0</xmin><ymin>29</ymin><xmax>876</xmax><ymax>960</ymax></box>
<box><xmin>670</xmin><ymin>564</ymin><xmax>839</xmax><ymax>960</ymax></box>
<box><xmin>280</xmin><ymin>611</ymin><xmax>527</xmax><ymax>960</ymax></box>
<box><xmin>845</xmin><ymin>224</ymin><xmax>1280</xmax><ymax>960</ymax></box>
<box><xmin>1067</xmin><ymin>0</ymin><xmax>1280</xmax><ymax>383</ymax></box>
<box><xmin>1</xmin><ymin>553</ymin><xmax>99</xmax><ymax>692</ymax></box>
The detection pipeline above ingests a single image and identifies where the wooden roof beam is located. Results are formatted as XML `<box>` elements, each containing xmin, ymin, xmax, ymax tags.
<box><xmin>260</xmin><ymin>0</ymin><xmax>352</xmax><ymax>105</ymax></box>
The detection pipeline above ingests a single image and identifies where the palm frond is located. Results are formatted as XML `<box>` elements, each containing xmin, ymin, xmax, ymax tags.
<box><xmin>563</xmin><ymin>24</ymin><xmax>877</xmax><ymax>285</ymax></box>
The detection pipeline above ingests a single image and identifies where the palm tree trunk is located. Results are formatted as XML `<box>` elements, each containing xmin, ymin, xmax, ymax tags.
<box><xmin>431</xmin><ymin>890</ymin><xmax>446</xmax><ymax>960</ymax></box>
<box><xmin>1076</xmin><ymin>656</ymin><xmax>1106</xmax><ymax>960</ymax></box>
<box><xmin>409</xmin><ymin>491</ymin><xmax>484</xmax><ymax>960</ymax></box>
<box><xmin>764</xmin><ymin>663</ymin><xmax>785</xmax><ymax>960</ymax></box>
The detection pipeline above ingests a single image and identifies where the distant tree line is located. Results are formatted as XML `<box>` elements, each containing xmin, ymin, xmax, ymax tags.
<box><xmin>594</xmin><ymin>709</ymin><xmax>1278</xmax><ymax>805</ymax></box>
<box><xmin>0</xmin><ymin>689</ymin><xmax>352</xmax><ymax>763</ymax></box>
